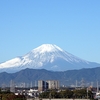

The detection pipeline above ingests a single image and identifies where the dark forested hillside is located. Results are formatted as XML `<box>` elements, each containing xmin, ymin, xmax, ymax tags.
<box><xmin>0</xmin><ymin>67</ymin><xmax>100</xmax><ymax>87</ymax></box>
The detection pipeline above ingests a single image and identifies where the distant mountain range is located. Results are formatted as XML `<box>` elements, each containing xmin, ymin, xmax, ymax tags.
<box><xmin>0</xmin><ymin>67</ymin><xmax>100</xmax><ymax>87</ymax></box>
<box><xmin>0</xmin><ymin>44</ymin><xmax>100</xmax><ymax>73</ymax></box>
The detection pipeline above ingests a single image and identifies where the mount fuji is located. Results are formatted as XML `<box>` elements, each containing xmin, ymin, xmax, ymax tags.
<box><xmin>0</xmin><ymin>44</ymin><xmax>100</xmax><ymax>73</ymax></box>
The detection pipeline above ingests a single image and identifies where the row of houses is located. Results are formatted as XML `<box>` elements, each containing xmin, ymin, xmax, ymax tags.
<box><xmin>7</xmin><ymin>80</ymin><xmax>59</xmax><ymax>98</ymax></box>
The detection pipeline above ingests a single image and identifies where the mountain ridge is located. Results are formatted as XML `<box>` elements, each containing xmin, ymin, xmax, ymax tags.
<box><xmin>0</xmin><ymin>67</ymin><xmax>100</xmax><ymax>87</ymax></box>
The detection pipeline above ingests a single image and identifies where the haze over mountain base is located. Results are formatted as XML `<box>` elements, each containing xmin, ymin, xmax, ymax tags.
<box><xmin>0</xmin><ymin>67</ymin><xmax>100</xmax><ymax>87</ymax></box>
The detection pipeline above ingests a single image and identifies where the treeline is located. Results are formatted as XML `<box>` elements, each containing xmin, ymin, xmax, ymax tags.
<box><xmin>39</xmin><ymin>89</ymin><xmax>94</xmax><ymax>99</ymax></box>
<box><xmin>0</xmin><ymin>89</ymin><xmax>26</xmax><ymax>100</ymax></box>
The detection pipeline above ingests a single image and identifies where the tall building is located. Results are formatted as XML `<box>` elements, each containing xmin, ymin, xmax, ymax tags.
<box><xmin>10</xmin><ymin>80</ymin><xmax>15</xmax><ymax>93</ymax></box>
<box><xmin>46</xmin><ymin>80</ymin><xmax>59</xmax><ymax>89</ymax></box>
<box><xmin>38</xmin><ymin>80</ymin><xmax>45</xmax><ymax>91</ymax></box>
<box><xmin>38</xmin><ymin>80</ymin><xmax>59</xmax><ymax>91</ymax></box>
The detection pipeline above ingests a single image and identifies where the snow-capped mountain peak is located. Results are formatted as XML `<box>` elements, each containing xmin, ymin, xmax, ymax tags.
<box><xmin>0</xmin><ymin>44</ymin><xmax>100</xmax><ymax>73</ymax></box>
<box><xmin>31</xmin><ymin>44</ymin><xmax>63</xmax><ymax>53</ymax></box>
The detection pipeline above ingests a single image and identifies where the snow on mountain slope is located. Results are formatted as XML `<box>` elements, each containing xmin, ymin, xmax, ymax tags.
<box><xmin>0</xmin><ymin>44</ymin><xmax>100</xmax><ymax>73</ymax></box>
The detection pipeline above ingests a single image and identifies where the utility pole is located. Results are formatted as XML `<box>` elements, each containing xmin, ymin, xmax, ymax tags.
<box><xmin>97</xmin><ymin>81</ymin><xmax>99</xmax><ymax>93</ymax></box>
<box><xmin>76</xmin><ymin>80</ymin><xmax>77</xmax><ymax>88</ymax></box>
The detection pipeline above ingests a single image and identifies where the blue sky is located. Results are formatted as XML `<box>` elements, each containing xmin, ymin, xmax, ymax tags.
<box><xmin>0</xmin><ymin>0</ymin><xmax>100</xmax><ymax>63</ymax></box>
